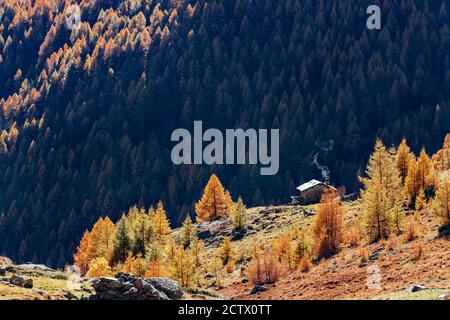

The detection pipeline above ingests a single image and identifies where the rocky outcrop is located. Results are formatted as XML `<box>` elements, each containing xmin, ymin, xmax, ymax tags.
<box><xmin>1</xmin><ymin>274</ymin><xmax>33</xmax><ymax>288</ymax></box>
<box><xmin>88</xmin><ymin>273</ymin><xmax>183</xmax><ymax>300</ymax></box>
<box><xmin>250</xmin><ymin>285</ymin><xmax>267</xmax><ymax>294</ymax></box>
<box><xmin>369</xmin><ymin>246</ymin><xmax>384</xmax><ymax>262</ymax></box>
<box><xmin>148</xmin><ymin>277</ymin><xmax>183</xmax><ymax>300</ymax></box>
<box><xmin>408</xmin><ymin>284</ymin><xmax>426</xmax><ymax>292</ymax></box>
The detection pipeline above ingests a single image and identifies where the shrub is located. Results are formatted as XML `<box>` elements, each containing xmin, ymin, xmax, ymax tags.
<box><xmin>411</xmin><ymin>242</ymin><xmax>425</xmax><ymax>261</ymax></box>
<box><xmin>272</xmin><ymin>234</ymin><xmax>295</xmax><ymax>270</ymax></box>
<box><xmin>225</xmin><ymin>260</ymin><xmax>235</xmax><ymax>274</ymax></box>
<box><xmin>298</xmin><ymin>252</ymin><xmax>312</xmax><ymax>273</ymax></box>
<box><xmin>248</xmin><ymin>249</ymin><xmax>282</xmax><ymax>285</ymax></box>
<box><xmin>345</xmin><ymin>225</ymin><xmax>361</xmax><ymax>247</ymax></box>
<box><xmin>359</xmin><ymin>247</ymin><xmax>369</xmax><ymax>263</ymax></box>
<box><xmin>403</xmin><ymin>214</ymin><xmax>419</xmax><ymax>242</ymax></box>
<box><xmin>385</xmin><ymin>237</ymin><xmax>396</xmax><ymax>251</ymax></box>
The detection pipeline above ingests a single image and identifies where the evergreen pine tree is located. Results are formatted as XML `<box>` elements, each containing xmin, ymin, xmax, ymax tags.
<box><xmin>111</xmin><ymin>216</ymin><xmax>131</xmax><ymax>264</ymax></box>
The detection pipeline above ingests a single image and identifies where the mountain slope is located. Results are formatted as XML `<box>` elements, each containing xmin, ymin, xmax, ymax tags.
<box><xmin>0</xmin><ymin>0</ymin><xmax>450</xmax><ymax>267</ymax></box>
<box><xmin>209</xmin><ymin>203</ymin><xmax>450</xmax><ymax>300</ymax></box>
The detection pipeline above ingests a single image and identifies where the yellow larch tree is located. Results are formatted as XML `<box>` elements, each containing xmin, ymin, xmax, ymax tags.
<box><xmin>231</xmin><ymin>196</ymin><xmax>247</xmax><ymax>230</ymax></box>
<box><xmin>218</xmin><ymin>236</ymin><xmax>234</xmax><ymax>266</ymax></box>
<box><xmin>180</xmin><ymin>215</ymin><xmax>196</xmax><ymax>248</ymax></box>
<box><xmin>145</xmin><ymin>260</ymin><xmax>164</xmax><ymax>278</ymax></box>
<box><xmin>415</xmin><ymin>188</ymin><xmax>426</xmax><ymax>211</ymax></box>
<box><xmin>396</xmin><ymin>138</ymin><xmax>414</xmax><ymax>183</ymax></box>
<box><xmin>432</xmin><ymin>134</ymin><xmax>450</xmax><ymax>172</ymax></box>
<box><xmin>293</xmin><ymin>231</ymin><xmax>310</xmax><ymax>266</ymax></box>
<box><xmin>153</xmin><ymin>201</ymin><xmax>171</xmax><ymax>242</ymax></box>
<box><xmin>189</xmin><ymin>238</ymin><xmax>205</xmax><ymax>267</ymax></box>
<box><xmin>78</xmin><ymin>216</ymin><xmax>116</xmax><ymax>270</ymax></box>
<box><xmin>273</xmin><ymin>233</ymin><xmax>295</xmax><ymax>270</ymax></box>
<box><xmin>195</xmin><ymin>174</ymin><xmax>228</xmax><ymax>222</ymax></box>
<box><xmin>416</xmin><ymin>148</ymin><xmax>436</xmax><ymax>193</ymax></box>
<box><xmin>224</xmin><ymin>190</ymin><xmax>236</xmax><ymax>216</ymax></box>
<box><xmin>169</xmin><ymin>245</ymin><xmax>196</xmax><ymax>288</ymax></box>
<box><xmin>361</xmin><ymin>139</ymin><xmax>404</xmax><ymax>241</ymax></box>
<box><xmin>432</xmin><ymin>177</ymin><xmax>450</xmax><ymax>227</ymax></box>
<box><xmin>405</xmin><ymin>157</ymin><xmax>420</xmax><ymax>206</ymax></box>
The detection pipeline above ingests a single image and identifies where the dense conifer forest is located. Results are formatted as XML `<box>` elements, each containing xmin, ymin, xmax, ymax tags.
<box><xmin>0</xmin><ymin>0</ymin><xmax>449</xmax><ymax>266</ymax></box>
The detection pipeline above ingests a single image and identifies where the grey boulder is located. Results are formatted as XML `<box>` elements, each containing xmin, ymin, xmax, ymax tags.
<box><xmin>148</xmin><ymin>277</ymin><xmax>183</xmax><ymax>300</ymax></box>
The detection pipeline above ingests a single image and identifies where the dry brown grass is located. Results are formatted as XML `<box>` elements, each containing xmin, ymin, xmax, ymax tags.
<box><xmin>385</xmin><ymin>237</ymin><xmax>397</xmax><ymax>251</ymax></box>
<box><xmin>359</xmin><ymin>247</ymin><xmax>369</xmax><ymax>263</ymax></box>
<box><xmin>403</xmin><ymin>214</ymin><xmax>420</xmax><ymax>243</ymax></box>
<box><xmin>410</xmin><ymin>241</ymin><xmax>426</xmax><ymax>261</ymax></box>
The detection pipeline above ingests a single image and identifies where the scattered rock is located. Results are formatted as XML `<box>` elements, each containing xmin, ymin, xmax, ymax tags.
<box><xmin>7</xmin><ymin>274</ymin><xmax>33</xmax><ymax>288</ymax></box>
<box><xmin>197</xmin><ymin>230</ymin><xmax>212</xmax><ymax>240</ymax></box>
<box><xmin>133</xmin><ymin>278</ymin><xmax>144</xmax><ymax>289</ymax></box>
<box><xmin>408</xmin><ymin>284</ymin><xmax>426</xmax><ymax>292</ymax></box>
<box><xmin>16</xmin><ymin>263</ymin><xmax>54</xmax><ymax>272</ymax></box>
<box><xmin>230</xmin><ymin>228</ymin><xmax>246</xmax><ymax>240</ymax></box>
<box><xmin>250</xmin><ymin>285</ymin><xmax>267</xmax><ymax>294</ymax></box>
<box><xmin>369</xmin><ymin>246</ymin><xmax>384</xmax><ymax>262</ymax></box>
<box><xmin>89</xmin><ymin>275</ymin><xmax>181</xmax><ymax>300</ymax></box>
<box><xmin>143</xmin><ymin>282</ymin><xmax>169</xmax><ymax>300</ymax></box>
<box><xmin>204</xmin><ymin>273</ymin><xmax>214</xmax><ymax>280</ymax></box>
<box><xmin>303</xmin><ymin>209</ymin><xmax>316</xmax><ymax>217</ymax></box>
<box><xmin>92</xmin><ymin>277</ymin><xmax>123</xmax><ymax>292</ymax></box>
<box><xmin>65</xmin><ymin>291</ymin><xmax>78</xmax><ymax>300</ymax></box>
<box><xmin>23</xmin><ymin>278</ymin><xmax>33</xmax><ymax>289</ymax></box>
<box><xmin>148</xmin><ymin>277</ymin><xmax>183</xmax><ymax>300</ymax></box>
<box><xmin>116</xmin><ymin>272</ymin><xmax>134</xmax><ymax>283</ymax></box>
<box><xmin>123</xmin><ymin>286</ymin><xmax>139</xmax><ymax>296</ymax></box>
<box><xmin>438</xmin><ymin>224</ymin><xmax>450</xmax><ymax>237</ymax></box>
<box><xmin>10</xmin><ymin>274</ymin><xmax>25</xmax><ymax>287</ymax></box>
<box><xmin>32</xmin><ymin>289</ymin><xmax>48</xmax><ymax>296</ymax></box>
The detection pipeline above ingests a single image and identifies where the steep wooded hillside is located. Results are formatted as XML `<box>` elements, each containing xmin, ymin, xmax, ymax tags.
<box><xmin>0</xmin><ymin>0</ymin><xmax>450</xmax><ymax>266</ymax></box>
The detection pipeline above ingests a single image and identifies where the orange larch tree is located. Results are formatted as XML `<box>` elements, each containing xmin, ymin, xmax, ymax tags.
<box><xmin>312</xmin><ymin>190</ymin><xmax>344</xmax><ymax>259</ymax></box>
<box><xmin>73</xmin><ymin>230</ymin><xmax>91</xmax><ymax>275</ymax></box>
<box><xmin>396</xmin><ymin>138</ymin><xmax>414</xmax><ymax>183</ymax></box>
<box><xmin>195</xmin><ymin>174</ymin><xmax>228</xmax><ymax>222</ymax></box>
